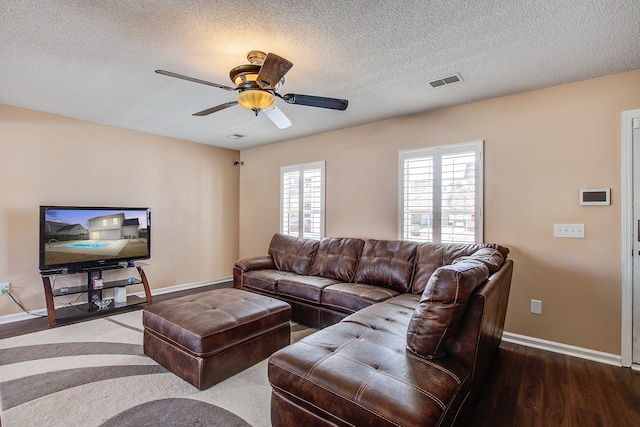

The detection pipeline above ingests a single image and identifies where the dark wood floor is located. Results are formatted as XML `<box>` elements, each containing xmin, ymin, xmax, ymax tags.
<box><xmin>2</xmin><ymin>285</ymin><xmax>640</xmax><ymax>426</ymax></box>
<box><xmin>470</xmin><ymin>341</ymin><xmax>640</xmax><ymax>427</ymax></box>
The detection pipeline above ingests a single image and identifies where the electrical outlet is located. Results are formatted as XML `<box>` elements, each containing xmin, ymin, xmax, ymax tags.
<box><xmin>530</xmin><ymin>299</ymin><xmax>542</xmax><ymax>315</ymax></box>
<box><xmin>554</xmin><ymin>223</ymin><xmax>585</xmax><ymax>238</ymax></box>
<box><xmin>0</xmin><ymin>282</ymin><xmax>10</xmax><ymax>295</ymax></box>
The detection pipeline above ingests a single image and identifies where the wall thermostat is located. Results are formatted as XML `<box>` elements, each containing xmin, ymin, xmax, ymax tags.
<box><xmin>579</xmin><ymin>188</ymin><xmax>610</xmax><ymax>205</ymax></box>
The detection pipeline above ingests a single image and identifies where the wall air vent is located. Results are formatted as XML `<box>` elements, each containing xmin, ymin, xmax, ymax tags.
<box><xmin>427</xmin><ymin>73</ymin><xmax>463</xmax><ymax>88</ymax></box>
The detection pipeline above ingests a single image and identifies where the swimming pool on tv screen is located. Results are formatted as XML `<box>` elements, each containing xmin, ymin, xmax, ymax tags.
<box><xmin>59</xmin><ymin>242</ymin><xmax>112</xmax><ymax>248</ymax></box>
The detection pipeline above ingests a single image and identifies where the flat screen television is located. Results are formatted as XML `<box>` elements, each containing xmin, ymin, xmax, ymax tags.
<box><xmin>39</xmin><ymin>206</ymin><xmax>151</xmax><ymax>273</ymax></box>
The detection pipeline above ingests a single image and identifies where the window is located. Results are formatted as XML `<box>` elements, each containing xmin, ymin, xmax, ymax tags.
<box><xmin>399</xmin><ymin>141</ymin><xmax>483</xmax><ymax>243</ymax></box>
<box><xmin>281</xmin><ymin>161</ymin><xmax>325</xmax><ymax>239</ymax></box>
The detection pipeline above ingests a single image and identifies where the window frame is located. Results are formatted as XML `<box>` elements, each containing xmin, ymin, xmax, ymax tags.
<box><xmin>280</xmin><ymin>160</ymin><xmax>326</xmax><ymax>239</ymax></box>
<box><xmin>398</xmin><ymin>140</ymin><xmax>484</xmax><ymax>243</ymax></box>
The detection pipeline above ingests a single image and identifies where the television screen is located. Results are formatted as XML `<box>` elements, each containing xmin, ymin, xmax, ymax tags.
<box><xmin>39</xmin><ymin>206</ymin><xmax>151</xmax><ymax>272</ymax></box>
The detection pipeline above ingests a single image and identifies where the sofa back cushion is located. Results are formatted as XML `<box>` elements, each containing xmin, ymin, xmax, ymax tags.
<box><xmin>412</xmin><ymin>243</ymin><xmax>508</xmax><ymax>294</ymax></box>
<box><xmin>406</xmin><ymin>260</ymin><xmax>490</xmax><ymax>359</ymax></box>
<box><xmin>268</xmin><ymin>233</ymin><xmax>319</xmax><ymax>275</ymax></box>
<box><xmin>309</xmin><ymin>237</ymin><xmax>365</xmax><ymax>282</ymax></box>
<box><xmin>353</xmin><ymin>239</ymin><xmax>418</xmax><ymax>293</ymax></box>
<box><xmin>451</xmin><ymin>247</ymin><xmax>505</xmax><ymax>273</ymax></box>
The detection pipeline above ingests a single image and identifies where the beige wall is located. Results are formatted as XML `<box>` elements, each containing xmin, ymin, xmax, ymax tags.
<box><xmin>0</xmin><ymin>104</ymin><xmax>240</xmax><ymax>317</ymax></box>
<box><xmin>239</xmin><ymin>69</ymin><xmax>640</xmax><ymax>355</ymax></box>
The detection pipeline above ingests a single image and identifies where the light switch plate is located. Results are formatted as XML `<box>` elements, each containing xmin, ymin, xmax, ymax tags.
<box><xmin>531</xmin><ymin>299</ymin><xmax>542</xmax><ymax>315</ymax></box>
<box><xmin>554</xmin><ymin>223</ymin><xmax>585</xmax><ymax>238</ymax></box>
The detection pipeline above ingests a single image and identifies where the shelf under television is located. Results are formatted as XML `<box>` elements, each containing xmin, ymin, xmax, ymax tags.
<box><xmin>41</xmin><ymin>264</ymin><xmax>152</xmax><ymax>327</ymax></box>
<box><xmin>51</xmin><ymin>295</ymin><xmax>147</xmax><ymax>325</ymax></box>
<box><xmin>52</xmin><ymin>278</ymin><xmax>143</xmax><ymax>297</ymax></box>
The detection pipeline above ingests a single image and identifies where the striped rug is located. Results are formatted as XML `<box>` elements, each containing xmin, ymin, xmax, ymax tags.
<box><xmin>0</xmin><ymin>311</ymin><xmax>315</xmax><ymax>427</ymax></box>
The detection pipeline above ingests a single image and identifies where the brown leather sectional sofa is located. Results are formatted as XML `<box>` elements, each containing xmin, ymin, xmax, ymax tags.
<box><xmin>234</xmin><ymin>233</ymin><xmax>513</xmax><ymax>426</ymax></box>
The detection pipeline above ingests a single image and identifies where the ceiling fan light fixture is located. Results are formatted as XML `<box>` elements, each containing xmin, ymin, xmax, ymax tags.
<box><xmin>237</xmin><ymin>89</ymin><xmax>276</xmax><ymax>115</ymax></box>
<box><xmin>157</xmin><ymin>50</ymin><xmax>348</xmax><ymax>126</ymax></box>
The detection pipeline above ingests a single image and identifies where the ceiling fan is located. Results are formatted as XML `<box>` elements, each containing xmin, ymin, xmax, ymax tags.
<box><xmin>156</xmin><ymin>50</ymin><xmax>349</xmax><ymax>129</ymax></box>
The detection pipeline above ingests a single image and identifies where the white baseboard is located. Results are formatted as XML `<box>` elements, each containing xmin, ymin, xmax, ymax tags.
<box><xmin>0</xmin><ymin>307</ymin><xmax>50</xmax><ymax>325</ymax></box>
<box><xmin>129</xmin><ymin>276</ymin><xmax>232</xmax><ymax>297</ymax></box>
<box><xmin>0</xmin><ymin>276</ymin><xmax>233</xmax><ymax>325</ymax></box>
<box><xmin>502</xmin><ymin>332</ymin><xmax>622</xmax><ymax>367</ymax></box>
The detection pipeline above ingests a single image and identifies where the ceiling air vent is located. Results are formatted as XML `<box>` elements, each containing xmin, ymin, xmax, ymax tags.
<box><xmin>427</xmin><ymin>73</ymin><xmax>463</xmax><ymax>88</ymax></box>
<box><xmin>226</xmin><ymin>134</ymin><xmax>246</xmax><ymax>139</ymax></box>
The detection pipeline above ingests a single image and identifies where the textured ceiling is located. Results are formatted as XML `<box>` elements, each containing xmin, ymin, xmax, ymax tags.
<box><xmin>1</xmin><ymin>1</ymin><xmax>639</xmax><ymax>150</ymax></box>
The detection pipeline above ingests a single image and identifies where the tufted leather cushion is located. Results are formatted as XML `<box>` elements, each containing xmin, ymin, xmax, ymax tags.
<box><xmin>268</xmin><ymin>233</ymin><xmax>319</xmax><ymax>275</ymax></box>
<box><xmin>407</xmin><ymin>261</ymin><xmax>489</xmax><ymax>359</ymax></box>
<box><xmin>143</xmin><ymin>288</ymin><xmax>291</xmax><ymax>356</ymax></box>
<box><xmin>353</xmin><ymin>239</ymin><xmax>418</xmax><ymax>292</ymax></box>
<box><xmin>452</xmin><ymin>247</ymin><xmax>505</xmax><ymax>273</ymax></box>
<box><xmin>268</xmin><ymin>295</ymin><xmax>471</xmax><ymax>426</ymax></box>
<box><xmin>412</xmin><ymin>243</ymin><xmax>508</xmax><ymax>294</ymax></box>
<box><xmin>309</xmin><ymin>237</ymin><xmax>365</xmax><ymax>282</ymax></box>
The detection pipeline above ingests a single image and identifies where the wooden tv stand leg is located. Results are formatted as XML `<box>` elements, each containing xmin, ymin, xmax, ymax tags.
<box><xmin>42</xmin><ymin>276</ymin><xmax>57</xmax><ymax>327</ymax></box>
<box><xmin>137</xmin><ymin>266</ymin><xmax>152</xmax><ymax>305</ymax></box>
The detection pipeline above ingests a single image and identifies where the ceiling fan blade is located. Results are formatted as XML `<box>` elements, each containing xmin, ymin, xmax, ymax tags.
<box><xmin>193</xmin><ymin>101</ymin><xmax>238</xmax><ymax>116</ymax></box>
<box><xmin>264</xmin><ymin>106</ymin><xmax>292</xmax><ymax>129</ymax></box>
<box><xmin>281</xmin><ymin>94</ymin><xmax>348</xmax><ymax>111</ymax></box>
<box><xmin>256</xmin><ymin>53</ymin><xmax>293</xmax><ymax>89</ymax></box>
<box><xmin>155</xmin><ymin>70</ymin><xmax>236</xmax><ymax>91</ymax></box>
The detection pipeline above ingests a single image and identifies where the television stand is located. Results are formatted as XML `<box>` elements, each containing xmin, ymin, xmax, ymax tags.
<box><xmin>41</xmin><ymin>263</ymin><xmax>152</xmax><ymax>327</ymax></box>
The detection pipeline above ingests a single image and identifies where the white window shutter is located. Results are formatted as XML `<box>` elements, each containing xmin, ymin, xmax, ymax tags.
<box><xmin>281</xmin><ymin>161</ymin><xmax>325</xmax><ymax>239</ymax></box>
<box><xmin>399</xmin><ymin>141</ymin><xmax>483</xmax><ymax>243</ymax></box>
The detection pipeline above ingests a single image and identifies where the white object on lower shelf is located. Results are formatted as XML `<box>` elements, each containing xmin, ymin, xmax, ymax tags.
<box><xmin>114</xmin><ymin>287</ymin><xmax>127</xmax><ymax>304</ymax></box>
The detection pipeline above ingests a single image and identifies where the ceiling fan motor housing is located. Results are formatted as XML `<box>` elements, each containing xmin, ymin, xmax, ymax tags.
<box><xmin>229</xmin><ymin>64</ymin><xmax>262</xmax><ymax>89</ymax></box>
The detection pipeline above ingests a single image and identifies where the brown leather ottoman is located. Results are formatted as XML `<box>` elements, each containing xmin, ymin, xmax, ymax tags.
<box><xmin>143</xmin><ymin>287</ymin><xmax>291</xmax><ymax>390</ymax></box>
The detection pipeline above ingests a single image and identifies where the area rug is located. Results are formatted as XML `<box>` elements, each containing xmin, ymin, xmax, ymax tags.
<box><xmin>0</xmin><ymin>311</ymin><xmax>315</xmax><ymax>427</ymax></box>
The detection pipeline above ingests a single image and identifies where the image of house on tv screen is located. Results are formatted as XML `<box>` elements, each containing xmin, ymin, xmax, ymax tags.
<box><xmin>44</xmin><ymin>209</ymin><xmax>149</xmax><ymax>265</ymax></box>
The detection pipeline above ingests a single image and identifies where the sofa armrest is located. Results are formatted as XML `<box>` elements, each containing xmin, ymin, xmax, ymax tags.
<box><xmin>445</xmin><ymin>258</ymin><xmax>513</xmax><ymax>426</ymax></box>
<box><xmin>235</xmin><ymin>256</ymin><xmax>276</xmax><ymax>272</ymax></box>
<box><xmin>234</xmin><ymin>256</ymin><xmax>277</xmax><ymax>290</ymax></box>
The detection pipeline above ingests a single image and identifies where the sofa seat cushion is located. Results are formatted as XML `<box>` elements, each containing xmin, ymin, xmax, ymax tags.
<box><xmin>309</xmin><ymin>237</ymin><xmax>365</xmax><ymax>282</ymax></box>
<box><xmin>321</xmin><ymin>283</ymin><xmax>400</xmax><ymax>314</ymax></box>
<box><xmin>407</xmin><ymin>261</ymin><xmax>490</xmax><ymax>359</ymax></box>
<box><xmin>269</xmin><ymin>233</ymin><xmax>320</xmax><ymax>275</ymax></box>
<box><xmin>353</xmin><ymin>239</ymin><xmax>418</xmax><ymax>293</ymax></box>
<box><xmin>268</xmin><ymin>298</ymin><xmax>471</xmax><ymax>427</ymax></box>
<box><xmin>242</xmin><ymin>269</ymin><xmax>301</xmax><ymax>294</ymax></box>
<box><xmin>277</xmin><ymin>275</ymin><xmax>342</xmax><ymax>304</ymax></box>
